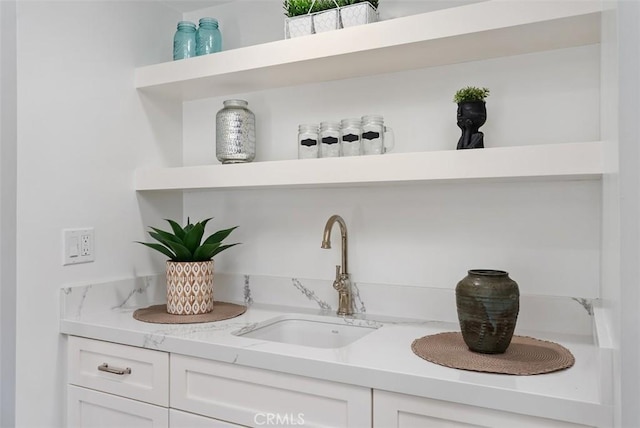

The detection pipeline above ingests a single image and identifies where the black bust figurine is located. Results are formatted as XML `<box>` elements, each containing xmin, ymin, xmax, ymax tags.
<box><xmin>453</xmin><ymin>86</ymin><xmax>490</xmax><ymax>150</ymax></box>
<box><xmin>456</xmin><ymin>101</ymin><xmax>486</xmax><ymax>150</ymax></box>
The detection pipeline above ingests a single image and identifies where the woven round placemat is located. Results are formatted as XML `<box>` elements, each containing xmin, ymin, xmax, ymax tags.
<box><xmin>133</xmin><ymin>302</ymin><xmax>247</xmax><ymax>324</ymax></box>
<box><xmin>411</xmin><ymin>332</ymin><xmax>574</xmax><ymax>375</ymax></box>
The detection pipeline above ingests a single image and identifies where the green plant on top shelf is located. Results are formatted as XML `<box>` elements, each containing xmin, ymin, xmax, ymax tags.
<box><xmin>137</xmin><ymin>217</ymin><xmax>239</xmax><ymax>262</ymax></box>
<box><xmin>284</xmin><ymin>0</ymin><xmax>312</xmax><ymax>17</ymax></box>
<box><xmin>284</xmin><ymin>0</ymin><xmax>378</xmax><ymax>17</ymax></box>
<box><xmin>310</xmin><ymin>0</ymin><xmax>339</xmax><ymax>13</ymax></box>
<box><xmin>338</xmin><ymin>0</ymin><xmax>379</xmax><ymax>8</ymax></box>
<box><xmin>453</xmin><ymin>86</ymin><xmax>490</xmax><ymax>103</ymax></box>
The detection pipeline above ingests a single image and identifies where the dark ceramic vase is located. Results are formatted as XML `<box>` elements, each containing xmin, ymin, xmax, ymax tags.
<box><xmin>456</xmin><ymin>101</ymin><xmax>486</xmax><ymax>150</ymax></box>
<box><xmin>455</xmin><ymin>269</ymin><xmax>519</xmax><ymax>354</ymax></box>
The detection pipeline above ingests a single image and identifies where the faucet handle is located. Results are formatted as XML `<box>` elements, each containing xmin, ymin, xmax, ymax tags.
<box><xmin>333</xmin><ymin>265</ymin><xmax>343</xmax><ymax>291</ymax></box>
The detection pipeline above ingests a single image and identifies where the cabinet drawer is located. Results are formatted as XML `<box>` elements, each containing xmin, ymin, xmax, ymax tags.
<box><xmin>171</xmin><ymin>354</ymin><xmax>371</xmax><ymax>427</ymax></box>
<box><xmin>68</xmin><ymin>336</ymin><xmax>169</xmax><ymax>406</ymax></box>
<box><xmin>67</xmin><ymin>385</ymin><xmax>168</xmax><ymax>428</ymax></box>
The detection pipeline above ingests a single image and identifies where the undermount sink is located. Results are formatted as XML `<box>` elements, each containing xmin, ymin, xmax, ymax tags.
<box><xmin>233</xmin><ymin>315</ymin><xmax>380</xmax><ymax>349</ymax></box>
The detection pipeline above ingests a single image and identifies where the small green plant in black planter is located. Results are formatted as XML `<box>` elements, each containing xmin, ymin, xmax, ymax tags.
<box><xmin>453</xmin><ymin>86</ymin><xmax>490</xmax><ymax>104</ymax></box>
<box><xmin>454</xmin><ymin>86</ymin><xmax>490</xmax><ymax>150</ymax></box>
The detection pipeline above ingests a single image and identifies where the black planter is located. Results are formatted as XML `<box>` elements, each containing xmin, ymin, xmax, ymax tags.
<box><xmin>456</xmin><ymin>101</ymin><xmax>486</xmax><ymax>150</ymax></box>
<box><xmin>455</xmin><ymin>269</ymin><xmax>519</xmax><ymax>354</ymax></box>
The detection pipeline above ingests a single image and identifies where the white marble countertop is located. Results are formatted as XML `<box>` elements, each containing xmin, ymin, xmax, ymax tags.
<box><xmin>60</xmin><ymin>278</ymin><xmax>612</xmax><ymax>427</ymax></box>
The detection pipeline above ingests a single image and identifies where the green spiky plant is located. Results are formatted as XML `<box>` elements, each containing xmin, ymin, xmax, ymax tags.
<box><xmin>137</xmin><ymin>218</ymin><xmax>239</xmax><ymax>262</ymax></box>
<box><xmin>453</xmin><ymin>86</ymin><xmax>490</xmax><ymax>103</ymax></box>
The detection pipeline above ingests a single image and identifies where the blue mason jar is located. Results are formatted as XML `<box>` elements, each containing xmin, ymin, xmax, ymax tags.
<box><xmin>173</xmin><ymin>21</ymin><xmax>196</xmax><ymax>60</ymax></box>
<box><xmin>196</xmin><ymin>17</ymin><xmax>222</xmax><ymax>56</ymax></box>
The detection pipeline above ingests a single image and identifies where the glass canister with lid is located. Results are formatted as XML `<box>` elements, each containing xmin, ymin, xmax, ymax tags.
<box><xmin>298</xmin><ymin>123</ymin><xmax>319</xmax><ymax>159</ymax></box>
<box><xmin>196</xmin><ymin>17</ymin><xmax>222</xmax><ymax>56</ymax></box>
<box><xmin>361</xmin><ymin>114</ymin><xmax>395</xmax><ymax>155</ymax></box>
<box><xmin>216</xmin><ymin>99</ymin><xmax>256</xmax><ymax>164</ymax></box>
<box><xmin>173</xmin><ymin>21</ymin><xmax>197</xmax><ymax>60</ymax></box>
<box><xmin>340</xmin><ymin>118</ymin><xmax>362</xmax><ymax>157</ymax></box>
<box><xmin>319</xmin><ymin>121</ymin><xmax>341</xmax><ymax>158</ymax></box>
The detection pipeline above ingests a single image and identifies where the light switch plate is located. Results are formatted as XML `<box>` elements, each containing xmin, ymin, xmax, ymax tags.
<box><xmin>63</xmin><ymin>228</ymin><xmax>94</xmax><ymax>265</ymax></box>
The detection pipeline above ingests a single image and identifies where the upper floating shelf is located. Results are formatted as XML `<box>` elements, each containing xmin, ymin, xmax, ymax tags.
<box><xmin>134</xmin><ymin>0</ymin><xmax>601</xmax><ymax>101</ymax></box>
<box><xmin>134</xmin><ymin>142</ymin><xmax>605</xmax><ymax>191</ymax></box>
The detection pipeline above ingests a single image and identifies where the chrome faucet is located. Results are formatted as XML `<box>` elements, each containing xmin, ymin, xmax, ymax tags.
<box><xmin>321</xmin><ymin>215</ymin><xmax>353</xmax><ymax>316</ymax></box>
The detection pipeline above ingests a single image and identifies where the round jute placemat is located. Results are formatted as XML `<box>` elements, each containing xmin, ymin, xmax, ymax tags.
<box><xmin>133</xmin><ymin>302</ymin><xmax>247</xmax><ymax>324</ymax></box>
<box><xmin>411</xmin><ymin>332</ymin><xmax>574</xmax><ymax>375</ymax></box>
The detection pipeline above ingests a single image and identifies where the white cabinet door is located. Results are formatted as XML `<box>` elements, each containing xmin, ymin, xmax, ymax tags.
<box><xmin>67</xmin><ymin>385</ymin><xmax>168</xmax><ymax>428</ymax></box>
<box><xmin>170</xmin><ymin>409</ymin><xmax>245</xmax><ymax>427</ymax></box>
<box><xmin>171</xmin><ymin>354</ymin><xmax>371</xmax><ymax>427</ymax></box>
<box><xmin>373</xmin><ymin>390</ymin><xmax>591</xmax><ymax>428</ymax></box>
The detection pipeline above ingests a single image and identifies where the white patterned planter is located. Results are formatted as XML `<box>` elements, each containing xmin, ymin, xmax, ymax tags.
<box><xmin>340</xmin><ymin>2</ymin><xmax>378</xmax><ymax>28</ymax></box>
<box><xmin>166</xmin><ymin>260</ymin><xmax>214</xmax><ymax>315</ymax></box>
<box><xmin>285</xmin><ymin>15</ymin><xmax>313</xmax><ymax>38</ymax></box>
<box><xmin>313</xmin><ymin>8</ymin><xmax>340</xmax><ymax>33</ymax></box>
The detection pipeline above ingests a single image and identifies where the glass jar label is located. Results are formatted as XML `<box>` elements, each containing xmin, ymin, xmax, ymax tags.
<box><xmin>301</xmin><ymin>138</ymin><xmax>317</xmax><ymax>147</ymax></box>
<box><xmin>322</xmin><ymin>136</ymin><xmax>339</xmax><ymax>145</ymax></box>
<box><xmin>362</xmin><ymin>131</ymin><xmax>381</xmax><ymax>140</ymax></box>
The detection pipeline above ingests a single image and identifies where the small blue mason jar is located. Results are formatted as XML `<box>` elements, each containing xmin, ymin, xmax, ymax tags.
<box><xmin>173</xmin><ymin>21</ymin><xmax>196</xmax><ymax>60</ymax></box>
<box><xmin>196</xmin><ymin>17</ymin><xmax>222</xmax><ymax>56</ymax></box>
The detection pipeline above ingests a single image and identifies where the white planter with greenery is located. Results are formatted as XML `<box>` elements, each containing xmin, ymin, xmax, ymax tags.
<box><xmin>340</xmin><ymin>1</ymin><xmax>378</xmax><ymax>28</ymax></box>
<box><xmin>313</xmin><ymin>8</ymin><xmax>340</xmax><ymax>33</ymax></box>
<box><xmin>285</xmin><ymin>14</ymin><xmax>313</xmax><ymax>38</ymax></box>
<box><xmin>138</xmin><ymin>218</ymin><xmax>239</xmax><ymax>315</ymax></box>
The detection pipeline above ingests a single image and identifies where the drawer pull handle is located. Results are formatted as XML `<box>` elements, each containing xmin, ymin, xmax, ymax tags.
<box><xmin>98</xmin><ymin>363</ymin><xmax>131</xmax><ymax>375</ymax></box>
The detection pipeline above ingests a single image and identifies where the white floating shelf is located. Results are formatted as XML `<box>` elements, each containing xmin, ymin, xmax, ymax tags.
<box><xmin>135</xmin><ymin>142</ymin><xmax>604</xmax><ymax>191</ymax></box>
<box><xmin>135</xmin><ymin>1</ymin><xmax>601</xmax><ymax>101</ymax></box>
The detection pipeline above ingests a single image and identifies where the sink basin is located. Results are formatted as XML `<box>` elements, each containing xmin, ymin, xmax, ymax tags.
<box><xmin>234</xmin><ymin>315</ymin><xmax>379</xmax><ymax>349</ymax></box>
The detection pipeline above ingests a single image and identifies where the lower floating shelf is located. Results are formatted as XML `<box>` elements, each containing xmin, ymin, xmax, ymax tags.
<box><xmin>134</xmin><ymin>142</ymin><xmax>604</xmax><ymax>191</ymax></box>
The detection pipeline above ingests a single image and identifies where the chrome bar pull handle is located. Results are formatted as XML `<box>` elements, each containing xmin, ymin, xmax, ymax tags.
<box><xmin>98</xmin><ymin>363</ymin><xmax>131</xmax><ymax>376</ymax></box>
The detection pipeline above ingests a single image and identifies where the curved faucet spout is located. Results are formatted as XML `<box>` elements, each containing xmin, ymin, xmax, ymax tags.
<box><xmin>321</xmin><ymin>214</ymin><xmax>352</xmax><ymax>316</ymax></box>
<box><xmin>321</xmin><ymin>214</ymin><xmax>348</xmax><ymax>274</ymax></box>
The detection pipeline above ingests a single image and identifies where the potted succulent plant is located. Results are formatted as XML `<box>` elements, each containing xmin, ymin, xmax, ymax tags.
<box><xmin>137</xmin><ymin>218</ymin><xmax>239</xmax><ymax>316</ymax></box>
<box><xmin>338</xmin><ymin>0</ymin><xmax>379</xmax><ymax>28</ymax></box>
<box><xmin>453</xmin><ymin>86</ymin><xmax>490</xmax><ymax>150</ymax></box>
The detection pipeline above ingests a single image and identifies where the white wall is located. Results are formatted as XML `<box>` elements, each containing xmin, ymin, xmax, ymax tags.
<box><xmin>599</xmin><ymin>0</ymin><xmax>640</xmax><ymax>425</ymax></box>
<box><xmin>615</xmin><ymin>1</ymin><xmax>640</xmax><ymax>426</ymax></box>
<box><xmin>5</xmin><ymin>0</ymin><xmax>621</xmax><ymax>426</ymax></box>
<box><xmin>184</xmin><ymin>0</ymin><xmax>484</xmax><ymax>51</ymax></box>
<box><xmin>181</xmin><ymin>1</ymin><xmax>601</xmax><ymax>301</ymax></box>
<box><xmin>184</xmin><ymin>180</ymin><xmax>601</xmax><ymax>298</ymax></box>
<box><xmin>0</xmin><ymin>1</ymin><xmax>17</xmax><ymax>426</ymax></box>
<box><xmin>15</xmin><ymin>2</ymin><xmax>182</xmax><ymax>426</ymax></box>
<box><xmin>600</xmin><ymin>0</ymin><xmax>621</xmax><ymax>425</ymax></box>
